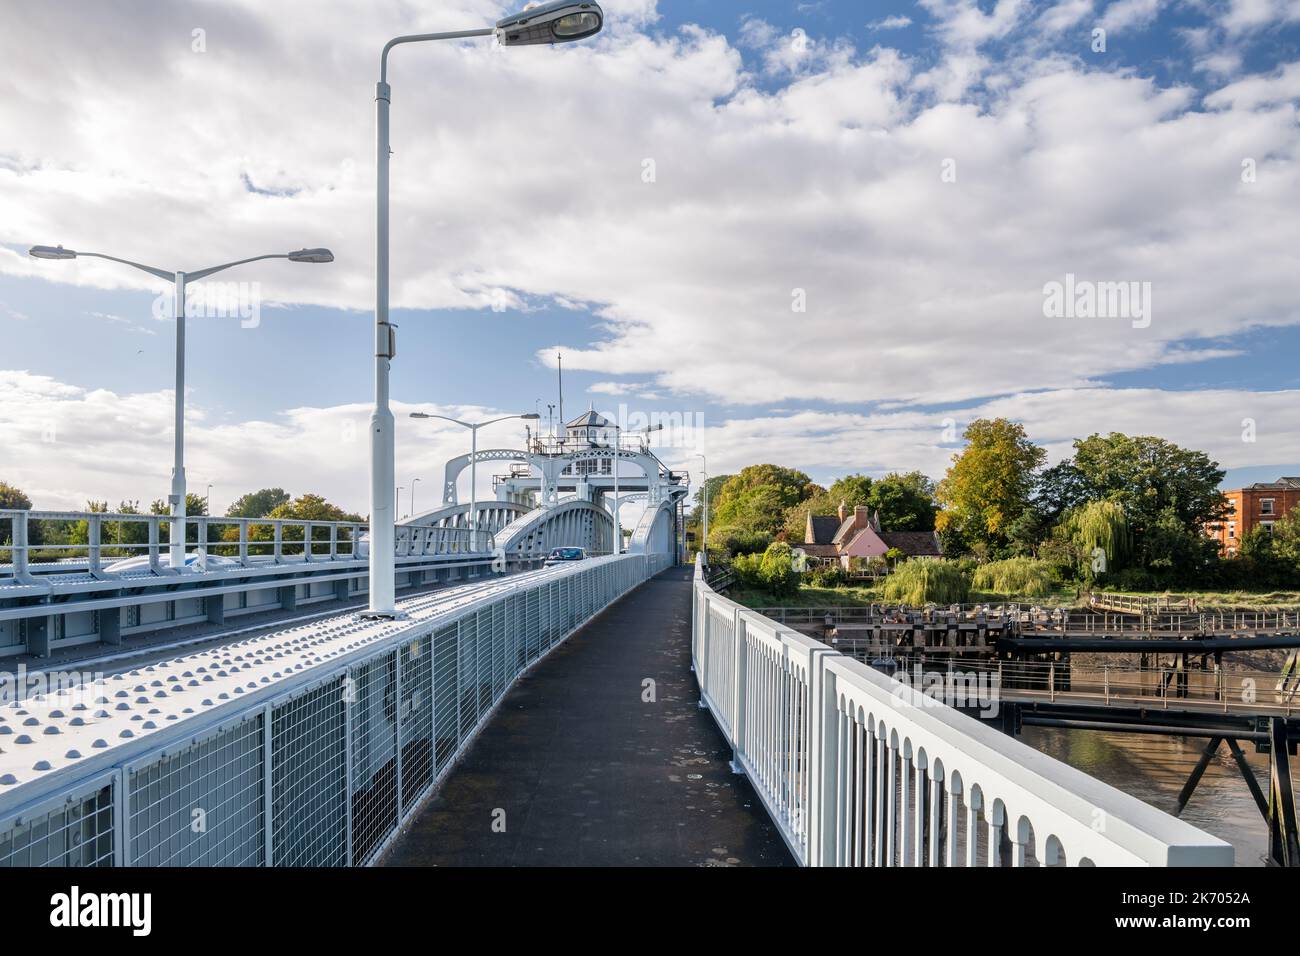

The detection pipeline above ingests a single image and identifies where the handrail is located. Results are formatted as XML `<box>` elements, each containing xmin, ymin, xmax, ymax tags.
<box><xmin>691</xmin><ymin>557</ymin><xmax>1233</xmax><ymax>867</ymax></box>
<box><xmin>0</xmin><ymin>508</ymin><xmax>496</xmax><ymax>579</ymax></box>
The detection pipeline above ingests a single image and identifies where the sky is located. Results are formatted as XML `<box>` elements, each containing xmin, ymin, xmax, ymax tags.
<box><xmin>2</xmin><ymin>0</ymin><xmax>1300</xmax><ymax>519</ymax></box>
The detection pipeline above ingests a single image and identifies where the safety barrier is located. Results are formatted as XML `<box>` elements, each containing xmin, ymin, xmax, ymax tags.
<box><xmin>691</xmin><ymin>558</ymin><xmax>1233</xmax><ymax>867</ymax></box>
<box><xmin>0</xmin><ymin>551</ymin><xmax>674</xmax><ymax>866</ymax></box>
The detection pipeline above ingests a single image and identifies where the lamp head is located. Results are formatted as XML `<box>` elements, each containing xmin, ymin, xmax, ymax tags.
<box><xmin>496</xmin><ymin>1</ymin><xmax>603</xmax><ymax>46</ymax></box>
<box><xmin>29</xmin><ymin>245</ymin><xmax>77</xmax><ymax>260</ymax></box>
<box><xmin>410</xmin><ymin>412</ymin><xmax>431</xmax><ymax>419</ymax></box>
<box><xmin>288</xmin><ymin>248</ymin><xmax>334</xmax><ymax>263</ymax></box>
<box><xmin>521</xmin><ymin>413</ymin><xmax>541</xmax><ymax>420</ymax></box>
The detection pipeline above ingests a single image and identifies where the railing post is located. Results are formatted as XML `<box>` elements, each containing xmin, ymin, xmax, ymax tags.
<box><xmin>239</xmin><ymin>521</ymin><xmax>249</xmax><ymax>566</ymax></box>
<box><xmin>263</xmin><ymin>703</ymin><xmax>274</xmax><ymax>866</ymax></box>
<box><xmin>303</xmin><ymin>522</ymin><xmax>314</xmax><ymax>562</ymax></box>
<box><xmin>273</xmin><ymin>522</ymin><xmax>284</xmax><ymax>563</ymax></box>
<box><xmin>731</xmin><ymin>608</ymin><xmax>747</xmax><ymax>774</ymax></box>
<box><xmin>148</xmin><ymin>517</ymin><xmax>166</xmax><ymax>575</ymax></box>
<box><xmin>87</xmin><ymin>512</ymin><xmax>104</xmax><ymax>578</ymax></box>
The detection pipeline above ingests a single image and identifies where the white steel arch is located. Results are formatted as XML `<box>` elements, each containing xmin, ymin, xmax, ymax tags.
<box><xmin>493</xmin><ymin>500</ymin><xmax>615</xmax><ymax>559</ymax></box>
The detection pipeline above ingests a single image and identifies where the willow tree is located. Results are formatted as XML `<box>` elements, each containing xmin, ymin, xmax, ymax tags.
<box><xmin>1062</xmin><ymin>499</ymin><xmax>1129</xmax><ymax>582</ymax></box>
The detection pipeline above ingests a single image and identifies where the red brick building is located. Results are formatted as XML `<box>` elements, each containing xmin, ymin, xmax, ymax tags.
<box><xmin>1208</xmin><ymin>477</ymin><xmax>1300</xmax><ymax>555</ymax></box>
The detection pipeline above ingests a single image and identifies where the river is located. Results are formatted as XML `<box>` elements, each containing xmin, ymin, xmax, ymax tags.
<box><xmin>1022</xmin><ymin>726</ymin><xmax>1270</xmax><ymax>866</ymax></box>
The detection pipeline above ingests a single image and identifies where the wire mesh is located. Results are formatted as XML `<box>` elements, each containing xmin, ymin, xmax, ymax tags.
<box><xmin>271</xmin><ymin>677</ymin><xmax>348</xmax><ymax>867</ymax></box>
<box><xmin>432</xmin><ymin>623</ymin><xmax>460</xmax><ymax>773</ymax></box>
<box><xmin>348</xmin><ymin>651</ymin><xmax>398</xmax><ymax>865</ymax></box>
<box><xmin>0</xmin><ymin>784</ymin><xmax>114</xmax><ymax>867</ymax></box>
<box><xmin>128</xmin><ymin>717</ymin><xmax>264</xmax><ymax>866</ymax></box>
<box><xmin>399</xmin><ymin>635</ymin><xmax>434</xmax><ymax>810</ymax></box>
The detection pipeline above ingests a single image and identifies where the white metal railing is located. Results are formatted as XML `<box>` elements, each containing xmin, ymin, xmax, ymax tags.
<box><xmin>0</xmin><ymin>509</ymin><xmax>495</xmax><ymax>581</ymax></box>
<box><xmin>691</xmin><ymin>558</ymin><xmax>1233</xmax><ymax>867</ymax></box>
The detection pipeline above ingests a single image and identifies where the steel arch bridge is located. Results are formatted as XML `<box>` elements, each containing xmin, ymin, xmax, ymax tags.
<box><xmin>493</xmin><ymin>500</ymin><xmax>616</xmax><ymax>560</ymax></box>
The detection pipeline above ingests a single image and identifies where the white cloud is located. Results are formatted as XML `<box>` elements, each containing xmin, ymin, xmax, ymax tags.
<box><xmin>0</xmin><ymin>370</ymin><xmax>536</xmax><ymax>515</ymax></box>
<box><xmin>2</xmin><ymin>2</ymin><xmax>1300</xmax><ymax>439</ymax></box>
<box><xmin>659</xmin><ymin>387</ymin><xmax>1300</xmax><ymax>486</ymax></box>
<box><xmin>1099</xmin><ymin>0</ymin><xmax>1163</xmax><ymax>32</ymax></box>
<box><xmin>869</xmin><ymin>15</ymin><xmax>914</xmax><ymax>31</ymax></box>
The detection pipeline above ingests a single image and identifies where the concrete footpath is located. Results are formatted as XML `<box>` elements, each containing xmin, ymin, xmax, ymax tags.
<box><xmin>382</xmin><ymin>566</ymin><xmax>794</xmax><ymax>867</ymax></box>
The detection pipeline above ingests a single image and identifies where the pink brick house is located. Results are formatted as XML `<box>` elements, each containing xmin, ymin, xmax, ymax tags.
<box><xmin>801</xmin><ymin>503</ymin><xmax>941</xmax><ymax>570</ymax></box>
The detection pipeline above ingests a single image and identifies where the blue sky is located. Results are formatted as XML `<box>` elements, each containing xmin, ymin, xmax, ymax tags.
<box><xmin>3</xmin><ymin>0</ymin><xmax>1300</xmax><ymax>513</ymax></box>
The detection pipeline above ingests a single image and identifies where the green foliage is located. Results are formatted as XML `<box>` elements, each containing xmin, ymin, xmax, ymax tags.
<box><xmin>732</xmin><ymin>541</ymin><xmax>800</xmax><ymax>597</ymax></box>
<box><xmin>971</xmin><ymin>556</ymin><xmax>1055</xmax><ymax>597</ymax></box>
<box><xmin>0</xmin><ymin>481</ymin><xmax>32</xmax><ymax>511</ymax></box>
<box><xmin>1061</xmin><ymin>499</ymin><xmax>1130</xmax><ymax>584</ymax></box>
<box><xmin>782</xmin><ymin>471</ymin><xmax>938</xmax><ymax>541</ymax></box>
<box><xmin>880</xmin><ymin>559</ymin><xmax>971</xmax><ymax>605</ymax></box>
<box><xmin>713</xmin><ymin>465</ymin><xmax>818</xmax><ymax>536</ymax></box>
<box><xmin>806</xmin><ymin>562</ymin><xmax>848</xmax><ymax>588</ymax></box>
<box><xmin>936</xmin><ymin>418</ymin><xmax>1045</xmax><ymax>553</ymax></box>
<box><xmin>226</xmin><ymin>488</ymin><xmax>291</xmax><ymax>519</ymax></box>
<box><xmin>712</xmin><ymin>527</ymin><xmax>772</xmax><ymax>557</ymax></box>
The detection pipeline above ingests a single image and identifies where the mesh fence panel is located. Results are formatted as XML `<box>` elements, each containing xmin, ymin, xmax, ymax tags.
<box><xmin>0</xmin><ymin>784</ymin><xmax>113</xmax><ymax>867</ymax></box>
<box><xmin>349</xmin><ymin>651</ymin><xmax>398</xmax><ymax>865</ymax></box>
<box><xmin>400</xmin><ymin>635</ymin><xmax>434</xmax><ymax>810</ymax></box>
<box><xmin>0</xmin><ymin>556</ymin><xmax>661</xmax><ymax>868</ymax></box>
<box><xmin>433</xmin><ymin>623</ymin><xmax>460</xmax><ymax>772</ymax></box>
<box><xmin>128</xmin><ymin>717</ymin><xmax>264</xmax><ymax>866</ymax></box>
<box><xmin>271</xmin><ymin>678</ymin><xmax>347</xmax><ymax>867</ymax></box>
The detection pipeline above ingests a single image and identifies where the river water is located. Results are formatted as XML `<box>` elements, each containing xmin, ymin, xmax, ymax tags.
<box><xmin>1022</xmin><ymin>726</ymin><xmax>1270</xmax><ymax>866</ymax></box>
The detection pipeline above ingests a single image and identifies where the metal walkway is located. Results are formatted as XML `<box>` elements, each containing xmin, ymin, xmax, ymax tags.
<box><xmin>382</xmin><ymin>567</ymin><xmax>793</xmax><ymax>867</ymax></box>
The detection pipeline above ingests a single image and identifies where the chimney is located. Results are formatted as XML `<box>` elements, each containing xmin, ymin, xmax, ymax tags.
<box><xmin>854</xmin><ymin>505</ymin><xmax>869</xmax><ymax>529</ymax></box>
<box><xmin>838</xmin><ymin>500</ymin><xmax>847</xmax><ymax>523</ymax></box>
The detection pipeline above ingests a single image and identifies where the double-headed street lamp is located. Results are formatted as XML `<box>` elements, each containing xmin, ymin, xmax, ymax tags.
<box><xmin>29</xmin><ymin>244</ymin><xmax>334</xmax><ymax>569</ymax></box>
<box><xmin>366</xmin><ymin>1</ymin><xmax>604</xmax><ymax>617</ymax></box>
<box><xmin>410</xmin><ymin>412</ymin><xmax>540</xmax><ymax>550</ymax></box>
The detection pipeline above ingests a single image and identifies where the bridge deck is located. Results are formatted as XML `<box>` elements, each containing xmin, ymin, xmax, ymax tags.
<box><xmin>382</xmin><ymin>566</ymin><xmax>794</xmax><ymax>867</ymax></box>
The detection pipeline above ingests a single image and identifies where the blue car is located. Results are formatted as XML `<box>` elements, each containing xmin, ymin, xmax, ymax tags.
<box><xmin>544</xmin><ymin>547</ymin><xmax>586</xmax><ymax>565</ymax></box>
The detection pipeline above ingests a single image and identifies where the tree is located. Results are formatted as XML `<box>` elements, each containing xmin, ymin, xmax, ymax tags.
<box><xmin>865</xmin><ymin>471</ymin><xmax>937</xmax><ymax>531</ymax></box>
<box><xmin>0</xmin><ymin>481</ymin><xmax>32</xmax><ymax>511</ymax></box>
<box><xmin>149</xmin><ymin>494</ymin><xmax>209</xmax><ymax>517</ymax></box>
<box><xmin>936</xmin><ymin>419</ymin><xmax>1045</xmax><ymax>553</ymax></box>
<box><xmin>0</xmin><ymin>481</ymin><xmax>38</xmax><ymax>547</ymax></box>
<box><xmin>1060</xmin><ymin>499</ymin><xmax>1129</xmax><ymax>585</ymax></box>
<box><xmin>712</xmin><ymin>465</ymin><xmax>818</xmax><ymax>537</ymax></box>
<box><xmin>226</xmin><ymin>487</ymin><xmax>292</xmax><ymax>519</ymax></box>
<box><xmin>1060</xmin><ymin>433</ymin><xmax>1227</xmax><ymax>570</ymax></box>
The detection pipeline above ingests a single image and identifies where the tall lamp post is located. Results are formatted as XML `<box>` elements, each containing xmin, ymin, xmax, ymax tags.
<box><xmin>367</xmin><ymin>1</ymin><xmax>604</xmax><ymax>616</ymax></box>
<box><xmin>695</xmin><ymin>452</ymin><xmax>708</xmax><ymax>565</ymax></box>
<box><xmin>29</xmin><ymin>244</ymin><xmax>333</xmax><ymax>569</ymax></box>
<box><xmin>410</xmin><ymin>412</ymin><xmax>540</xmax><ymax>549</ymax></box>
<box><xmin>409</xmin><ymin>477</ymin><xmax>421</xmax><ymax>517</ymax></box>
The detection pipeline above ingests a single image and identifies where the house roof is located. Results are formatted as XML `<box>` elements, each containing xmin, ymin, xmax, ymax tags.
<box><xmin>807</xmin><ymin>515</ymin><xmax>840</xmax><ymax>545</ymax></box>
<box><xmin>795</xmin><ymin>543</ymin><xmax>839</xmax><ymax>558</ymax></box>
<box><xmin>878</xmin><ymin>531</ymin><xmax>942</xmax><ymax>557</ymax></box>
<box><xmin>1243</xmin><ymin>477</ymin><xmax>1300</xmax><ymax>491</ymax></box>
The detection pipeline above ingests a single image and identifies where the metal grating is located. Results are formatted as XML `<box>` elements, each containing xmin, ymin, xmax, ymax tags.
<box><xmin>271</xmin><ymin>678</ymin><xmax>347</xmax><ymax>867</ymax></box>
<box><xmin>348</xmin><ymin>651</ymin><xmax>398</xmax><ymax>865</ymax></box>
<box><xmin>399</xmin><ymin>635</ymin><xmax>434</xmax><ymax>810</ymax></box>
<box><xmin>129</xmin><ymin>717</ymin><xmax>264</xmax><ymax>866</ymax></box>
<box><xmin>0</xmin><ymin>555</ymin><xmax>663</xmax><ymax>868</ymax></box>
<box><xmin>432</xmin><ymin>623</ymin><xmax>460</xmax><ymax>772</ymax></box>
<box><xmin>0</xmin><ymin>784</ymin><xmax>113</xmax><ymax>867</ymax></box>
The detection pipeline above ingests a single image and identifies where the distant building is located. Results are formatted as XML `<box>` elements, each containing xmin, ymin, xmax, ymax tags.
<box><xmin>1208</xmin><ymin>476</ymin><xmax>1300</xmax><ymax>555</ymax></box>
<box><xmin>801</xmin><ymin>502</ymin><xmax>941</xmax><ymax>569</ymax></box>
<box><xmin>560</xmin><ymin>405</ymin><xmax>615</xmax><ymax>476</ymax></box>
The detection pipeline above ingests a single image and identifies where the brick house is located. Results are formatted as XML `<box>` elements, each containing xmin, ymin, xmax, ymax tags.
<box><xmin>800</xmin><ymin>502</ymin><xmax>941</xmax><ymax>569</ymax></box>
<box><xmin>1208</xmin><ymin>477</ymin><xmax>1300</xmax><ymax>555</ymax></box>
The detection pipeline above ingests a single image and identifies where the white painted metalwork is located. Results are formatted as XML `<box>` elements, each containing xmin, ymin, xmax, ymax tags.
<box><xmin>691</xmin><ymin>558</ymin><xmax>1233</xmax><ymax>867</ymax></box>
<box><xmin>1</xmin><ymin>549</ymin><xmax>668</xmax><ymax>867</ymax></box>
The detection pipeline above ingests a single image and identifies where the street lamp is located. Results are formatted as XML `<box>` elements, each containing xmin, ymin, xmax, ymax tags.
<box><xmin>29</xmin><ymin>244</ymin><xmax>333</xmax><ymax>569</ymax></box>
<box><xmin>695</xmin><ymin>453</ymin><xmax>708</xmax><ymax>565</ymax></box>
<box><xmin>410</xmin><ymin>477</ymin><xmax>421</xmax><ymax>516</ymax></box>
<box><xmin>367</xmin><ymin>2</ymin><xmax>604</xmax><ymax>616</ymax></box>
<box><xmin>409</xmin><ymin>412</ymin><xmax>540</xmax><ymax>550</ymax></box>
